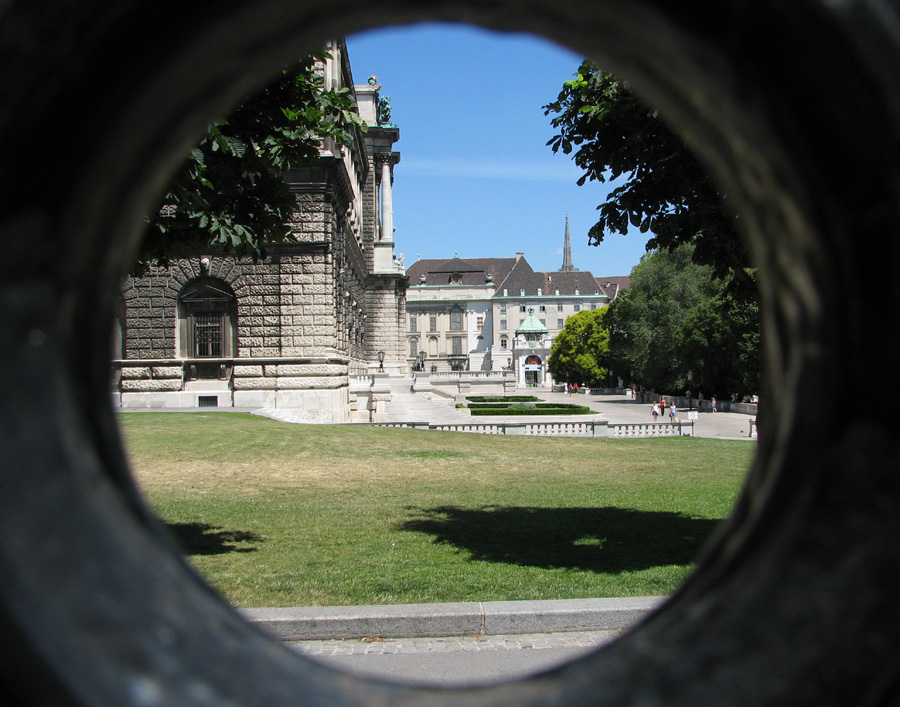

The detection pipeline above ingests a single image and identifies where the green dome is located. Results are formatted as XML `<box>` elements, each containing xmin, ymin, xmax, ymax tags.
<box><xmin>515</xmin><ymin>308</ymin><xmax>548</xmax><ymax>337</ymax></box>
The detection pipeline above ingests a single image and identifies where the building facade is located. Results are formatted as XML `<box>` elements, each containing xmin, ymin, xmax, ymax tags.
<box><xmin>404</xmin><ymin>236</ymin><xmax>628</xmax><ymax>388</ymax></box>
<box><xmin>112</xmin><ymin>41</ymin><xmax>407</xmax><ymax>421</ymax></box>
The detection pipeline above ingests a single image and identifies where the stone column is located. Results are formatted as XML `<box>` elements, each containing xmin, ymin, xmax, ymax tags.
<box><xmin>379</xmin><ymin>156</ymin><xmax>393</xmax><ymax>242</ymax></box>
<box><xmin>373</xmin><ymin>152</ymin><xmax>400</xmax><ymax>274</ymax></box>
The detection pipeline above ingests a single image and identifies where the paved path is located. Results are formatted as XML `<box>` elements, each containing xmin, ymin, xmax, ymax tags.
<box><xmin>286</xmin><ymin>631</ymin><xmax>621</xmax><ymax>687</ymax></box>
<box><xmin>373</xmin><ymin>389</ymin><xmax>756</xmax><ymax>441</ymax></box>
<box><xmin>245</xmin><ymin>597</ymin><xmax>660</xmax><ymax>686</ymax></box>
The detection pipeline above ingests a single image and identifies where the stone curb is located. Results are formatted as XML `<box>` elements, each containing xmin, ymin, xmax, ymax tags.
<box><xmin>240</xmin><ymin>597</ymin><xmax>665</xmax><ymax>642</ymax></box>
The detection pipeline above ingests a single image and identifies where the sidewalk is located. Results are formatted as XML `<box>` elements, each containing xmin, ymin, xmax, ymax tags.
<box><xmin>243</xmin><ymin>597</ymin><xmax>663</xmax><ymax>686</ymax></box>
<box><xmin>241</xmin><ymin>596</ymin><xmax>663</xmax><ymax>642</ymax></box>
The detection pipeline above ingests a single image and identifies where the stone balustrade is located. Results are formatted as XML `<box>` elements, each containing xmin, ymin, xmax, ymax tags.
<box><xmin>367</xmin><ymin>420</ymin><xmax>694</xmax><ymax>438</ymax></box>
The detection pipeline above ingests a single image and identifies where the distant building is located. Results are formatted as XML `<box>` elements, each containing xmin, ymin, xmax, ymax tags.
<box><xmin>404</xmin><ymin>225</ymin><xmax>629</xmax><ymax>387</ymax></box>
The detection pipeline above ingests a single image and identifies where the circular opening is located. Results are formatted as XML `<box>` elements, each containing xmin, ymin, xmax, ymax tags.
<box><xmin>3</xmin><ymin>1</ymin><xmax>898</xmax><ymax>703</ymax></box>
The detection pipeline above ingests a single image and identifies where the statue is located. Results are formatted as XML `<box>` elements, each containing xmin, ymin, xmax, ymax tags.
<box><xmin>378</xmin><ymin>96</ymin><xmax>393</xmax><ymax>126</ymax></box>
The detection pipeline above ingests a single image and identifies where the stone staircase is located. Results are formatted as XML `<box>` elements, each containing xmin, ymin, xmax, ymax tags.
<box><xmin>381</xmin><ymin>389</ymin><xmax>473</xmax><ymax>424</ymax></box>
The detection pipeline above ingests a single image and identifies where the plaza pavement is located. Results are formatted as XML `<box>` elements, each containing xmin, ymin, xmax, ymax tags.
<box><xmin>530</xmin><ymin>390</ymin><xmax>757</xmax><ymax>441</ymax></box>
<box><xmin>371</xmin><ymin>388</ymin><xmax>758</xmax><ymax>442</ymax></box>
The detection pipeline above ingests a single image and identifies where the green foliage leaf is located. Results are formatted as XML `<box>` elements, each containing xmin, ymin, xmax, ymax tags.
<box><xmin>544</xmin><ymin>60</ymin><xmax>753</xmax><ymax>294</ymax></box>
<box><xmin>137</xmin><ymin>50</ymin><xmax>365</xmax><ymax>274</ymax></box>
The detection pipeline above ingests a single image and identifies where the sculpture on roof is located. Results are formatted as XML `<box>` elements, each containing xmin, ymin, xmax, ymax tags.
<box><xmin>377</xmin><ymin>96</ymin><xmax>393</xmax><ymax>126</ymax></box>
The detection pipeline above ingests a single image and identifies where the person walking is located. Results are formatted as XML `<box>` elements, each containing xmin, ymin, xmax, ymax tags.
<box><xmin>670</xmin><ymin>402</ymin><xmax>677</xmax><ymax>422</ymax></box>
<box><xmin>711</xmin><ymin>395</ymin><xmax>718</xmax><ymax>413</ymax></box>
<box><xmin>698</xmin><ymin>391</ymin><xmax>704</xmax><ymax>410</ymax></box>
<box><xmin>652</xmin><ymin>402</ymin><xmax>660</xmax><ymax>422</ymax></box>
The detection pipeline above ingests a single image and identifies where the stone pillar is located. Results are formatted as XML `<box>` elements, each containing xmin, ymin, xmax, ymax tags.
<box><xmin>379</xmin><ymin>156</ymin><xmax>393</xmax><ymax>242</ymax></box>
<box><xmin>373</xmin><ymin>153</ymin><xmax>400</xmax><ymax>274</ymax></box>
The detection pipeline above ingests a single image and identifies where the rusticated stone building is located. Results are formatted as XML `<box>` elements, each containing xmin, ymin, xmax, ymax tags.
<box><xmin>112</xmin><ymin>41</ymin><xmax>407</xmax><ymax>421</ymax></box>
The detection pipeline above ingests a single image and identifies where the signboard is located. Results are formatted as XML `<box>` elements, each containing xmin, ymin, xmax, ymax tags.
<box><xmin>688</xmin><ymin>411</ymin><xmax>699</xmax><ymax>420</ymax></box>
<box><xmin>524</xmin><ymin>364</ymin><xmax>542</xmax><ymax>371</ymax></box>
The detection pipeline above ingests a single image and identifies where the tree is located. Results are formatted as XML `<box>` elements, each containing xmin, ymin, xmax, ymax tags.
<box><xmin>606</xmin><ymin>244</ymin><xmax>759</xmax><ymax>397</ymax></box>
<box><xmin>547</xmin><ymin>308</ymin><xmax>611</xmax><ymax>386</ymax></box>
<box><xmin>544</xmin><ymin>61</ymin><xmax>753</xmax><ymax>293</ymax></box>
<box><xmin>136</xmin><ymin>50</ymin><xmax>366</xmax><ymax>274</ymax></box>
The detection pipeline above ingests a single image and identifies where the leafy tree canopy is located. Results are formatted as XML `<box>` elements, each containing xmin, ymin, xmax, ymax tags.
<box><xmin>547</xmin><ymin>308</ymin><xmax>611</xmax><ymax>387</ymax></box>
<box><xmin>135</xmin><ymin>50</ymin><xmax>366</xmax><ymax>275</ymax></box>
<box><xmin>606</xmin><ymin>244</ymin><xmax>758</xmax><ymax>397</ymax></box>
<box><xmin>544</xmin><ymin>60</ymin><xmax>753</xmax><ymax>294</ymax></box>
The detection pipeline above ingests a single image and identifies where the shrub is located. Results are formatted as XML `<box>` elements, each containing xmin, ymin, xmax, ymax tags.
<box><xmin>470</xmin><ymin>405</ymin><xmax>593</xmax><ymax>416</ymax></box>
<box><xmin>465</xmin><ymin>396</ymin><xmax>541</xmax><ymax>403</ymax></box>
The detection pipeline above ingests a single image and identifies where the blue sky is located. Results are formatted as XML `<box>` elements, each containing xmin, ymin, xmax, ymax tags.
<box><xmin>345</xmin><ymin>24</ymin><xmax>649</xmax><ymax>278</ymax></box>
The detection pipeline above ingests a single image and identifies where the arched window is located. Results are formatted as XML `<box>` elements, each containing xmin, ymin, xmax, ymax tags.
<box><xmin>177</xmin><ymin>278</ymin><xmax>236</xmax><ymax>358</ymax></box>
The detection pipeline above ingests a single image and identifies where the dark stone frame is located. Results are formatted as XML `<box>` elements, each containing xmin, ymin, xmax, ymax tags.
<box><xmin>2</xmin><ymin>0</ymin><xmax>900</xmax><ymax>704</ymax></box>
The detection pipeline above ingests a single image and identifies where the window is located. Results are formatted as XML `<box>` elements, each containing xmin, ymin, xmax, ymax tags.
<box><xmin>476</xmin><ymin>316</ymin><xmax>484</xmax><ymax>331</ymax></box>
<box><xmin>557</xmin><ymin>303</ymin><xmax>564</xmax><ymax>311</ymax></box>
<box><xmin>178</xmin><ymin>277</ymin><xmax>236</xmax><ymax>359</ymax></box>
<box><xmin>500</xmin><ymin>319</ymin><xmax>507</xmax><ymax>330</ymax></box>
<box><xmin>557</xmin><ymin>319</ymin><xmax>565</xmax><ymax>329</ymax></box>
<box><xmin>590</xmin><ymin>302</ymin><xmax>597</xmax><ymax>310</ymax></box>
<box><xmin>451</xmin><ymin>337</ymin><xmax>463</xmax><ymax>355</ymax></box>
<box><xmin>409</xmin><ymin>315</ymin><xmax>417</xmax><ymax>332</ymax></box>
<box><xmin>540</xmin><ymin>319</ymin><xmax>546</xmax><ymax>326</ymax></box>
<box><xmin>428</xmin><ymin>336</ymin><xmax>438</xmax><ymax>356</ymax></box>
<box><xmin>574</xmin><ymin>303</ymin><xmax>581</xmax><ymax>311</ymax></box>
<box><xmin>409</xmin><ymin>338</ymin><xmax>418</xmax><ymax>357</ymax></box>
<box><xmin>520</xmin><ymin>304</ymin><xmax>526</xmax><ymax>313</ymax></box>
<box><xmin>194</xmin><ymin>313</ymin><xmax>222</xmax><ymax>357</ymax></box>
<box><xmin>500</xmin><ymin>303</ymin><xmax>507</xmax><ymax>313</ymax></box>
<box><xmin>500</xmin><ymin>336</ymin><xmax>508</xmax><ymax>349</ymax></box>
<box><xmin>539</xmin><ymin>304</ymin><xmax>546</xmax><ymax>312</ymax></box>
<box><xmin>429</xmin><ymin>315</ymin><xmax>437</xmax><ymax>332</ymax></box>
<box><xmin>450</xmin><ymin>308</ymin><xmax>463</xmax><ymax>331</ymax></box>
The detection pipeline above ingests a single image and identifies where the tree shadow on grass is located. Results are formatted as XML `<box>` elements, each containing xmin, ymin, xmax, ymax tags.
<box><xmin>164</xmin><ymin>522</ymin><xmax>266</xmax><ymax>556</ymax></box>
<box><xmin>399</xmin><ymin>506</ymin><xmax>721</xmax><ymax>573</ymax></box>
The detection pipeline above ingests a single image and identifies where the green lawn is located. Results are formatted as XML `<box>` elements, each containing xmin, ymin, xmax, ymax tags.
<box><xmin>121</xmin><ymin>412</ymin><xmax>753</xmax><ymax>608</ymax></box>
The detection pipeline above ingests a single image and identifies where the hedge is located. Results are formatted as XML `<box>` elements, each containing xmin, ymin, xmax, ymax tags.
<box><xmin>469</xmin><ymin>405</ymin><xmax>593</xmax><ymax>416</ymax></box>
<box><xmin>465</xmin><ymin>396</ymin><xmax>541</xmax><ymax>403</ymax></box>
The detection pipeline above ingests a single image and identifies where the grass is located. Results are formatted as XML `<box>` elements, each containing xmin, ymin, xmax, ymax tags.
<box><xmin>121</xmin><ymin>412</ymin><xmax>753</xmax><ymax>608</ymax></box>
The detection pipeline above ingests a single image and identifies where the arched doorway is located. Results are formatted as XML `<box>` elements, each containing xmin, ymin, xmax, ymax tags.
<box><xmin>524</xmin><ymin>354</ymin><xmax>542</xmax><ymax>388</ymax></box>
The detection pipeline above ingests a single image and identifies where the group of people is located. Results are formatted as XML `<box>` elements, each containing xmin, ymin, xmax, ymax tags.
<box><xmin>651</xmin><ymin>394</ymin><xmax>718</xmax><ymax>422</ymax></box>
<box><xmin>651</xmin><ymin>399</ymin><xmax>678</xmax><ymax>422</ymax></box>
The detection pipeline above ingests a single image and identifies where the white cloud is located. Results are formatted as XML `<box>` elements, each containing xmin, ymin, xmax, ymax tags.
<box><xmin>400</xmin><ymin>156</ymin><xmax>579</xmax><ymax>182</ymax></box>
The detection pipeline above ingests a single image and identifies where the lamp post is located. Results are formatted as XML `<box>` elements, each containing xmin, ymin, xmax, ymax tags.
<box><xmin>417</xmin><ymin>350</ymin><xmax>426</xmax><ymax>372</ymax></box>
<box><xmin>377</xmin><ymin>350</ymin><xmax>385</xmax><ymax>372</ymax></box>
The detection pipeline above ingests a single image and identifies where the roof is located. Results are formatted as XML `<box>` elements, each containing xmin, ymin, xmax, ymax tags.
<box><xmin>406</xmin><ymin>257</ymin><xmax>519</xmax><ymax>288</ymax></box>
<box><xmin>594</xmin><ymin>276</ymin><xmax>631</xmax><ymax>300</ymax></box>
<box><xmin>405</xmin><ymin>254</ymin><xmax>630</xmax><ymax>297</ymax></box>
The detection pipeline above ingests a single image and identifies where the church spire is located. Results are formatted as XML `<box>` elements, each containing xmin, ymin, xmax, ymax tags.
<box><xmin>560</xmin><ymin>213</ymin><xmax>577</xmax><ymax>272</ymax></box>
